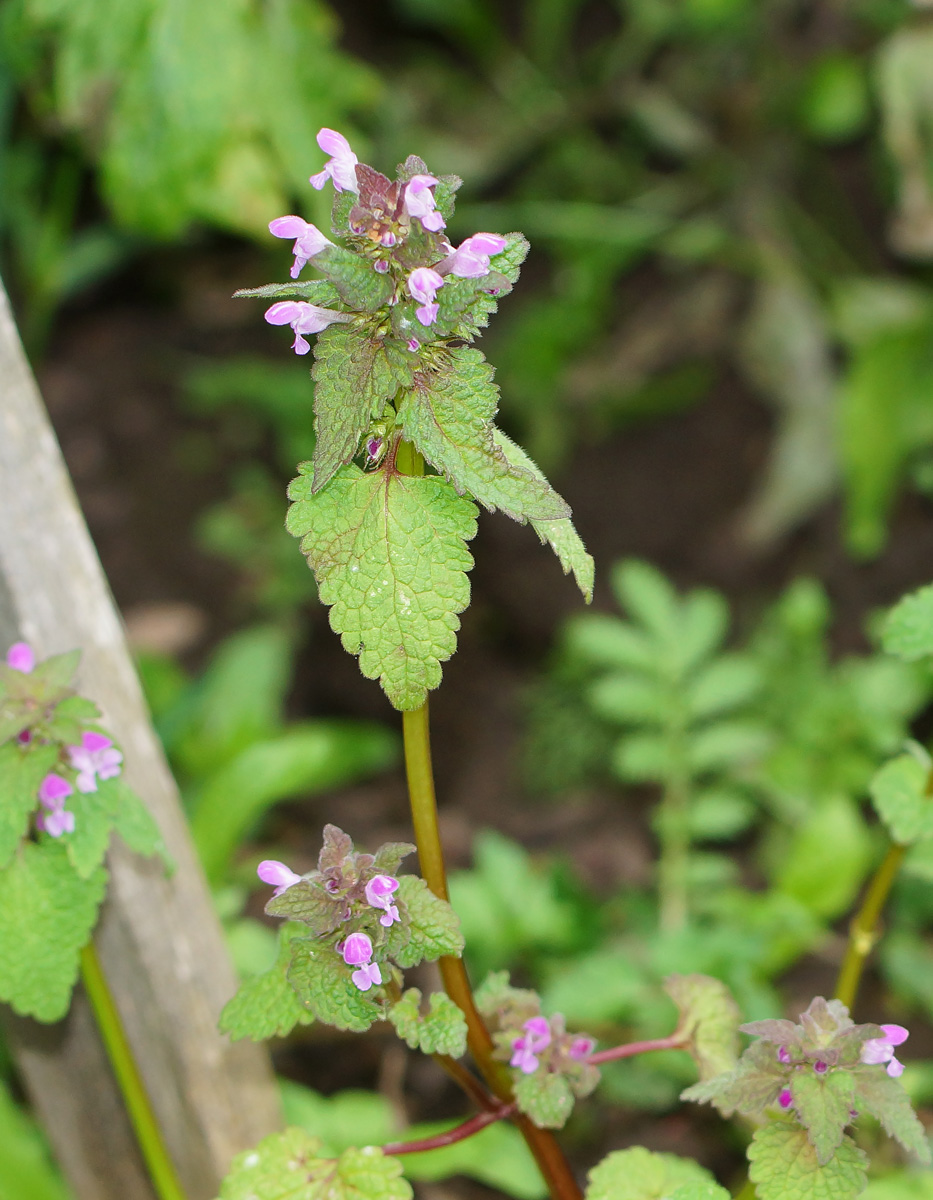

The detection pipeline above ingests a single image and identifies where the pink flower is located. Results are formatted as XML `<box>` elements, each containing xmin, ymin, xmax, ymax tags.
<box><xmin>510</xmin><ymin>1016</ymin><xmax>552</xmax><ymax>1075</ymax></box>
<box><xmin>268</xmin><ymin>216</ymin><xmax>334</xmax><ymax>279</ymax></box>
<box><xmin>442</xmin><ymin>233</ymin><xmax>507</xmax><ymax>279</ymax></box>
<box><xmin>67</xmin><ymin>732</ymin><xmax>123</xmax><ymax>793</ymax></box>
<box><xmin>404</xmin><ymin>175</ymin><xmax>445</xmax><ymax>232</ymax></box>
<box><xmin>341</xmin><ymin>932</ymin><xmax>374</xmax><ymax>966</ymax></box>
<box><xmin>264</xmin><ymin>301</ymin><xmax>346</xmax><ymax>355</ymax></box>
<box><xmin>861</xmin><ymin>1024</ymin><xmax>910</xmax><ymax>1078</ymax></box>
<box><xmin>340</xmin><ymin>931</ymin><xmax>382</xmax><ymax>991</ymax></box>
<box><xmin>778</xmin><ymin>1088</ymin><xmax>793</xmax><ymax>1110</ymax></box>
<box><xmin>364</xmin><ymin>874</ymin><xmax>400</xmax><ymax>927</ymax></box>
<box><xmin>352</xmin><ymin>961</ymin><xmax>382</xmax><ymax>991</ymax></box>
<box><xmin>257</xmin><ymin>860</ymin><xmax>302</xmax><ymax>896</ymax></box>
<box><xmin>568</xmin><ymin>1036</ymin><xmax>595</xmax><ymax>1061</ymax></box>
<box><xmin>407</xmin><ymin>267</ymin><xmax>444</xmax><ymax>327</ymax></box>
<box><xmin>6</xmin><ymin>642</ymin><xmax>35</xmax><ymax>673</ymax></box>
<box><xmin>37</xmin><ymin>773</ymin><xmax>75</xmax><ymax>838</ymax></box>
<box><xmin>309</xmin><ymin>128</ymin><xmax>359</xmax><ymax>193</ymax></box>
<box><xmin>777</xmin><ymin>1046</ymin><xmax>791</xmax><ymax>1064</ymax></box>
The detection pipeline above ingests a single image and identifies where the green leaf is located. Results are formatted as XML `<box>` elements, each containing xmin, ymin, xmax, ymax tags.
<box><xmin>884</xmin><ymin>585</ymin><xmax>933</xmax><ymax>662</ymax></box>
<box><xmin>852</xmin><ymin>1065</ymin><xmax>932</xmax><ymax>1163</ymax></box>
<box><xmin>686</xmin><ymin>720</ymin><xmax>770</xmax><ymax>773</ymax></box>
<box><xmin>492</xmin><ymin>429</ymin><xmax>594</xmax><ymax>601</ymax></box>
<box><xmin>312</xmin><ymin>244</ymin><xmax>394</xmax><ymax>311</ymax></box>
<box><xmin>666</xmin><ymin>1186</ymin><xmax>731</xmax><ymax>1200</ymax></box>
<box><xmin>310</xmin><ymin>327</ymin><xmax>414</xmax><ymax>492</ymax></box>
<box><xmin>396</xmin><ymin>347</ymin><xmax>570</xmax><ymax>522</ymax></box>
<box><xmin>190</xmin><ymin>721</ymin><xmax>398</xmax><ymax>883</ymax></box>
<box><xmin>790</xmin><ymin>1070</ymin><xmax>855</xmax><ymax>1164</ymax></box>
<box><xmin>870</xmin><ymin>754</ymin><xmax>933</xmax><ymax>845</ymax></box>
<box><xmin>681</xmin><ymin>1040</ymin><xmax>786</xmax><ymax>1119</ymax></box>
<box><xmin>287</xmin><ymin>464</ymin><xmax>477</xmax><ymax>711</ymax></box>
<box><xmin>773</xmin><ymin>795</ymin><xmax>874</xmax><ymax>920</ymax></box>
<box><xmin>585</xmin><ymin>1147</ymin><xmax>720</xmax><ymax>1200</ymax></box>
<box><xmin>386</xmin><ymin>875</ymin><xmax>464</xmax><ymax>967</ymax></box>
<box><xmin>588</xmin><ymin>674</ymin><xmax>667</xmax><ymax>725</ymax></box>
<box><xmin>0</xmin><ymin>742</ymin><xmax>60</xmax><ymax>868</ymax></box>
<box><xmin>686</xmin><ymin>656</ymin><xmax>761</xmax><ymax>720</ymax></box>
<box><xmin>388</xmin><ymin>988</ymin><xmax>468</xmax><ymax>1057</ymax></box>
<box><xmin>441</xmin><ymin>233</ymin><xmax>530</xmax><ymax>340</ymax></box>
<box><xmin>747</xmin><ymin>1122</ymin><xmax>867</xmax><ymax>1200</ymax></box>
<box><xmin>218</xmin><ymin>1128</ymin><xmax>412</xmax><ymax>1200</ymax></box>
<box><xmin>267</xmin><ymin>878</ymin><xmax>341</xmax><ymax>936</ymax></box>
<box><xmin>612</xmin><ymin>560</ymin><xmax>683</xmax><ymax>643</ymax></box>
<box><xmin>234</xmin><ymin>280</ymin><xmax>342</xmax><ymax>305</ymax></box>
<box><xmin>220</xmin><ymin>923</ymin><xmax>314</xmax><ymax>1042</ymax></box>
<box><xmin>66</xmin><ymin>778</ymin><xmax>122</xmax><ymax>879</ymax></box>
<box><xmin>0</xmin><ymin>842</ymin><xmax>107</xmax><ymax>1021</ymax></box>
<box><xmin>287</xmin><ymin>936</ymin><xmax>383</xmax><ymax>1033</ymax></box>
<box><xmin>564</xmin><ymin>614</ymin><xmax>655</xmax><ymax>670</ymax></box>
<box><xmin>664</xmin><ymin>974</ymin><xmax>741</xmax><ymax>1082</ymax></box>
<box><xmin>513</xmin><ymin>1069</ymin><xmax>574</xmax><ymax>1129</ymax></box>
<box><xmin>110</xmin><ymin>780</ymin><xmax>169</xmax><ymax>865</ymax></box>
<box><xmin>44</xmin><ymin>695</ymin><xmax>101</xmax><ymax>744</ymax></box>
<box><xmin>0</xmin><ymin>1077</ymin><xmax>71</xmax><ymax>1200</ymax></box>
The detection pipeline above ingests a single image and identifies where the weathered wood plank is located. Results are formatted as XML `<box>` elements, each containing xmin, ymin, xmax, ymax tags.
<box><xmin>0</xmin><ymin>277</ymin><xmax>282</xmax><ymax>1200</ymax></box>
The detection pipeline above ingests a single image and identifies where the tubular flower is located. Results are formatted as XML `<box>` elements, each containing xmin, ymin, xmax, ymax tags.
<box><xmin>268</xmin><ymin>216</ymin><xmax>334</xmax><ymax>279</ymax></box>
<box><xmin>778</xmin><ymin>1088</ymin><xmax>793</xmax><ymax>1110</ymax></box>
<box><xmin>403</xmin><ymin>175</ymin><xmax>445</xmax><ymax>232</ymax></box>
<box><xmin>861</xmin><ymin>1024</ymin><xmax>910</xmax><ymax>1077</ymax></box>
<box><xmin>407</xmin><ymin>268</ymin><xmax>444</xmax><ymax>327</ymax></box>
<box><xmin>257</xmin><ymin>860</ymin><xmax>302</xmax><ymax>896</ymax></box>
<box><xmin>340</xmin><ymin>932</ymin><xmax>382</xmax><ymax>992</ymax></box>
<box><xmin>309</xmin><ymin>128</ymin><xmax>359</xmax><ymax>193</ymax></box>
<box><xmin>510</xmin><ymin>1016</ymin><xmax>552</xmax><ymax>1075</ymax></box>
<box><xmin>364</xmin><ymin>874</ymin><xmax>400</xmax><ymax>926</ymax></box>
<box><xmin>37</xmin><ymin>773</ymin><xmax>75</xmax><ymax>837</ymax></box>
<box><xmin>441</xmin><ymin>233</ymin><xmax>507</xmax><ymax>279</ymax></box>
<box><xmin>68</xmin><ymin>731</ymin><xmax>123</xmax><ymax>793</ymax></box>
<box><xmin>6</xmin><ymin>642</ymin><xmax>35</xmax><ymax>672</ymax></box>
<box><xmin>264</xmin><ymin>301</ymin><xmax>347</xmax><ymax>355</ymax></box>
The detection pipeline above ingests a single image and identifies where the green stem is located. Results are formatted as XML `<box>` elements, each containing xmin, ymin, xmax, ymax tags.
<box><xmin>402</xmin><ymin>703</ymin><xmax>583</xmax><ymax>1200</ymax></box>
<box><xmin>79</xmin><ymin>942</ymin><xmax>187</xmax><ymax>1200</ymax></box>
<box><xmin>834</xmin><ymin>842</ymin><xmax>907</xmax><ymax>1012</ymax></box>
<box><xmin>657</xmin><ymin>766</ymin><xmax>690</xmax><ymax>934</ymax></box>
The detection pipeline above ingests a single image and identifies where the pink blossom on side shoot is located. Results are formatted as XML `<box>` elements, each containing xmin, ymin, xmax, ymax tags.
<box><xmin>778</xmin><ymin>1088</ymin><xmax>793</xmax><ymax>1110</ymax></box>
<box><xmin>442</xmin><ymin>233</ymin><xmax>507</xmax><ymax>279</ymax></box>
<box><xmin>37</xmin><ymin>773</ymin><xmax>75</xmax><ymax>837</ymax></box>
<box><xmin>403</xmin><ymin>175</ymin><xmax>445</xmax><ymax>232</ymax></box>
<box><xmin>510</xmin><ymin>1016</ymin><xmax>552</xmax><ymax>1074</ymax></box>
<box><xmin>364</xmin><ymin>874</ymin><xmax>400</xmax><ymax>926</ymax></box>
<box><xmin>68</xmin><ymin>732</ymin><xmax>123</xmax><ymax>793</ymax></box>
<box><xmin>861</xmin><ymin>1024</ymin><xmax>910</xmax><ymax>1077</ymax></box>
<box><xmin>568</xmin><ymin>1036</ymin><xmax>595</xmax><ymax>1061</ymax></box>
<box><xmin>257</xmin><ymin>860</ymin><xmax>302</xmax><ymax>896</ymax></box>
<box><xmin>340</xmin><ymin>931</ymin><xmax>382</xmax><ymax>991</ymax></box>
<box><xmin>407</xmin><ymin>268</ymin><xmax>444</xmax><ymax>326</ymax></box>
<box><xmin>268</xmin><ymin>216</ymin><xmax>334</xmax><ymax>279</ymax></box>
<box><xmin>6</xmin><ymin>642</ymin><xmax>35</xmax><ymax>672</ymax></box>
<box><xmin>264</xmin><ymin>301</ymin><xmax>347</xmax><ymax>355</ymax></box>
<box><xmin>309</xmin><ymin>128</ymin><xmax>359</xmax><ymax>193</ymax></box>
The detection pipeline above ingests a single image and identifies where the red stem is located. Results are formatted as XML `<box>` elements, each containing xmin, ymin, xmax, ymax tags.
<box><xmin>587</xmin><ymin>1033</ymin><xmax>684</xmax><ymax>1066</ymax></box>
<box><xmin>383</xmin><ymin>1103</ymin><xmax>516</xmax><ymax>1156</ymax></box>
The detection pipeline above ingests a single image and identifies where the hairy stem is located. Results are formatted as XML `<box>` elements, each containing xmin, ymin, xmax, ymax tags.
<box><xmin>383</xmin><ymin>1103</ymin><xmax>516</xmax><ymax>1156</ymax></box>
<box><xmin>835</xmin><ymin>842</ymin><xmax>907</xmax><ymax>1012</ymax></box>
<box><xmin>587</xmin><ymin>1032</ymin><xmax>685</xmax><ymax>1066</ymax></box>
<box><xmin>396</xmin><ymin>436</ymin><xmax>582</xmax><ymax>1200</ymax></box>
<box><xmin>80</xmin><ymin>941</ymin><xmax>187</xmax><ymax>1200</ymax></box>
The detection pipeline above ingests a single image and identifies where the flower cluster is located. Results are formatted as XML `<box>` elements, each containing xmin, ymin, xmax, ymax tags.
<box><xmin>257</xmin><ymin>825</ymin><xmax>412</xmax><ymax>993</ymax></box>
<box><xmin>4</xmin><ymin>642</ymin><xmax>124</xmax><ymax>838</ymax></box>
<box><xmin>263</xmin><ymin>126</ymin><xmax>510</xmax><ymax>355</ymax></box>
<box><xmin>508</xmin><ymin>1013</ymin><xmax>596</xmax><ymax>1077</ymax></box>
